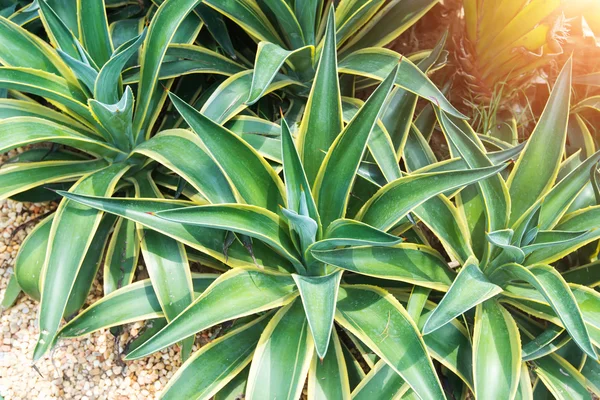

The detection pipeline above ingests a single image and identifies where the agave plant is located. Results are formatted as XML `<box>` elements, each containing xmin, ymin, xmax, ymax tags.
<box><xmin>58</xmin><ymin>35</ymin><xmax>600</xmax><ymax>400</ymax></box>
<box><xmin>3</xmin><ymin>0</ymin><xmax>467</xmax><ymax>365</ymax></box>
<box><xmin>0</xmin><ymin>0</ymin><xmax>254</xmax><ymax>362</ymax></box>
<box><xmin>4</xmin><ymin>1</ymin><xmax>600</xmax><ymax>399</ymax></box>
<box><xmin>56</xmin><ymin>55</ymin><xmax>495</xmax><ymax>400</ymax></box>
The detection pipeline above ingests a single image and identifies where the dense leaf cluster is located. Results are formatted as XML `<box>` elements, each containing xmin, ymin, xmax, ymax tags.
<box><xmin>2</xmin><ymin>1</ymin><xmax>600</xmax><ymax>399</ymax></box>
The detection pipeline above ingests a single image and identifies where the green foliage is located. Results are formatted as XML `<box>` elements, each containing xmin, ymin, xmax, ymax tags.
<box><xmin>2</xmin><ymin>1</ymin><xmax>600</xmax><ymax>400</ymax></box>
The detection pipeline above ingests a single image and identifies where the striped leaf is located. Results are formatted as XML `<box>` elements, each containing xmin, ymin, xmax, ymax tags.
<box><xmin>490</xmin><ymin>263</ymin><xmax>596</xmax><ymax>358</ymax></box>
<box><xmin>56</xmin><ymin>193</ymin><xmax>295</xmax><ymax>271</ymax></box>
<box><xmin>245</xmin><ymin>298</ymin><xmax>313</xmax><ymax>400</ymax></box>
<box><xmin>307</xmin><ymin>330</ymin><xmax>351</xmax><ymax>400</ymax></box>
<box><xmin>357</xmin><ymin>164</ymin><xmax>507</xmax><ymax>231</ymax></box>
<box><xmin>314</xmin><ymin>63</ymin><xmax>398</xmax><ymax>228</ymax></box>
<box><xmin>34</xmin><ymin>163</ymin><xmax>130</xmax><ymax>361</ymax></box>
<box><xmin>312</xmin><ymin>244</ymin><xmax>454</xmax><ymax>291</ymax></box>
<box><xmin>59</xmin><ymin>274</ymin><xmax>217</xmax><ymax>338</ymax></box>
<box><xmin>473</xmin><ymin>300</ymin><xmax>521</xmax><ymax>400</ymax></box>
<box><xmin>247</xmin><ymin>42</ymin><xmax>313</xmax><ymax>105</ymax></box>
<box><xmin>0</xmin><ymin>158</ymin><xmax>107</xmax><ymax>200</ymax></box>
<box><xmin>507</xmin><ymin>59</ymin><xmax>572</xmax><ymax>225</ymax></box>
<box><xmin>292</xmin><ymin>271</ymin><xmax>343</xmax><ymax>359</ymax></box>
<box><xmin>155</xmin><ymin>204</ymin><xmax>304</xmax><ymax>272</ymax></box>
<box><xmin>338</xmin><ymin>48</ymin><xmax>465</xmax><ymax>119</ymax></box>
<box><xmin>125</xmin><ymin>268</ymin><xmax>298</xmax><ymax>360</ymax></box>
<box><xmin>423</xmin><ymin>257</ymin><xmax>502</xmax><ymax>334</ymax></box>
<box><xmin>336</xmin><ymin>285</ymin><xmax>445</xmax><ymax>400</ymax></box>
<box><xmin>77</xmin><ymin>0</ymin><xmax>113</xmax><ymax>66</ymax></box>
<box><xmin>133</xmin><ymin>129</ymin><xmax>236</xmax><ymax>204</ymax></box>
<box><xmin>170</xmin><ymin>92</ymin><xmax>286</xmax><ymax>212</ymax></box>
<box><xmin>161</xmin><ymin>314</ymin><xmax>272</xmax><ymax>400</ymax></box>
<box><xmin>297</xmin><ymin>7</ymin><xmax>343</xmax><ymax>186</ymax></box>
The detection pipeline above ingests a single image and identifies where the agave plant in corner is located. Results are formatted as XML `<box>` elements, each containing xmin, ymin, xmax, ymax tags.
<box><xmin>389</xmin><ymin>57</ymin><xmax>600</xmax><ymax>399</ymax></box>
<box><xmin>55</xmin><ymin>22</ymin><xmax>513</xmax><ymax>399</ymax></box>
<box><xmin>0</xmin><ymin>0</ymin><xmax>253</xmax><ymax>363</ymax></box>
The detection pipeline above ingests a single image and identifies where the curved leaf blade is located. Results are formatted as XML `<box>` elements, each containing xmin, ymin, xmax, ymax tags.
<box><xmin>125</xmin><ymin>268</ymin><xmax>298</xmax><ymax>360</ymax></box>
<box><xmin>245</xmin><ymin>298</ymin><xmax>313</xmax><ymax>400</ymax></box>
<box><xmin>336</xmin><ymin>285</ymin><xmax>445</xmax><ymax>400</ymax></box>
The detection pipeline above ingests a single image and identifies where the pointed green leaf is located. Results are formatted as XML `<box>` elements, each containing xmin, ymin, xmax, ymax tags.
<box><xmin>312</xmin><ymin>244</ymin><xmax>454</xmax><ymax>291</ymax></box>
<box><xmin>340</xmin><ymin>0</ymin><xmax>438</xmax><ymax>52</ymax></box>
<box><xmin>34</xmin><ymin>163</ymin><xmax>129</xmax><ymax>361</ymax></box>
<box><xmin>0</xmin><ymin>117</ymin><xmax>121</xmax><ymax>158</ymax></box>
<box><xmin>341</xmin><ymin>97</ymin><xmax>402</xmax><ymax>183</ymax></box>
<box><xmin>297</xmin><ymin>7</ymin><xmax>343</xmax><ymax>185</ymax></box>
<box><xmin>170</xmin><ymin>92</ymin><xmax>286</xmax><ymax>212</ymax></box>
<box><xmin>314</xmin><ymin>218</ymin><xmax>402</xmax><ymax>250</ymax></box>
<box><xmin>533</xmin><ymin>354</ymin><xmax>591</xmax><ymax>400</ymax></box>
<box><xmin>490</xmin><ymin>263</ymin><xmax>596</xmax><ymax>358</ymax></box>
<box><xmin>351</xmin><ymin>359</ymin><xmax>407</xmax><ymax>400</ymax></box>
<box><xmin>0</xmin><ymin>67</ymin><xmax>91</xmax><ymax>123</ymax></box>
<box><xmin>295</xmin><ymin>0</ymin><xmax>319</xmax><ymax>45</ymax></box>
<box><xmin>357</xmin><ymin>164</ymin><xmax>507</xmax><ymax>231</ymax></box>
<box><xmin>437</xmin><ymin>111</ymin><xmax>510</xmax><ymax>265</ymax></box>
<box><xmin>88</xmin><ymin>86</ymin><xmax>134</xmax><ymax>151</ymax></box>
<box><xmin>56</xmin><ymin>193</ymin><xmax>294</xmax><ymax>271</ymax></box>
<box><xmin>335</xmin><ymin>285</ymin><xmax>445</xmax><ymax>400</ymax></box>
<box><xmin>0</xmin><ymin>15</ymin><xmax>72</xmax><ymax>79</ymax></box>
<box><xmin>423</xmin><ymin>257</ymin><xmax>502</xmax><ymax>334</ymax></box>
<box><xmin>133</xmin><ymin>129</ymin><xmax>236</xmax><ymax>204</ymax></box>
<box><xmin>260</xmin><ymin>0</ymin><xmax>305</xmax><ymax>48</ymax></box>
<box><xmin>281</xmin><ymin>207</ymin><xmax>318</xmax><ymax>255</ymax></box>
<box><xmin>132</xmin><ymin>0</ymin><xmax>207</xmax><ymax>139</ymax></box>
<box><xmin>57</xmin><ymin>49</ymin><xmax>98</xmax><ymax>94</ymax></box>
<box><xmin>508</xmin><ymin>59</ymin><xmax>572</xmax><ymax>225</ymax></box>
<box><xmin>103</xmin><ymin>212</ymin><xmax>139</xmax><ymax>295</ymax></box>
<box><xmin>245</xmin><ymin>298</ymin><xmax>313</xmax><ymax>400</ymax></box>
<box><xmin>338</xmin><ymin>48</ymin><xmax>465</xmax><ymax>119</ymax></box>
<box><xmin>381</xmin><ymin>32</ymin><xmax>447</xmax><ymax>156</ymax></box>
<box><xmin>313</xmin><ymin>64</ymin><xmax>398</xmax><ymax>228</ymax></box>
<box><xmin>473</xmin><ymin>300</ymin><xmax>521</xmax><ymax>400</ymax></box>
<box><xmin>125</xmin><ymin>268</ymin><xmax>298</xmax><ymax>360</ymax></box>
<box><xmin>539</xmin><ymin>148</ymin><xmax>600</xmax><ymax>230</ymax></box>
<box><xmin>292</xmin><ymin>271</ymin><xmax>342</xmax><ymax>359</ymax></box>
<box><xmin>161</xmin><ymin>314</ymin><xmax>272</xmax><ymax>400</ymax></box>
<box><xmin>134</xmin><ymin>172</ymin><xmax>195</xmax><ymax>325</ymax></box>
<box><xmin>77</xmin><ymin>0</ymin><xmax>112</xmax><ymax>66</ymax></box>
<box><xmin>95</xmin><ymin>29</ymin><xmax>146</xmax><ymax>104</ymax></box>
<box><xmin>39</xmin><ymin>0</ymin><xmax>82</xmax><ymax>61</ymax></box>
<box><xmin>247</xmin><ymin>42</ymin><xmax>313</xmax><ymax>105</ymax></box>
<box><xmin>1</xmin><ymin>273</ymin><xmax>21</xmax><ymax>310</ymax></box>
<box><xmin>0</xmin><ymin>98</ymin><xmax>95</xmax><ymax>136</ymax></box>
<box><xmin>64</xmin><ymin>212</ymin><xmax>118</xmax><ymax>318</ymax></box>
<box><xmin>307</xmin><ymin>330</ymin><xmax>351</xmax><ymax>400</ymax></box>
<box><xmin>203</xmin><ymin>0</ymin><xmax>282</xmax><ymax>45</ymax></box>
<box><xmin>0</xmin><ymin>158</ymin><xmax>107</xmax><ymax>200</ymax></box>
<box><xmin>156</xmin><ymin>204</ymin><xmax>303</xmax><ymax>272</ymax></box>
<box><xmin>59</xmin><ymin>274</ymin><xmax>217</xmax><ymax>338</ymax></box>
<box><xmin>281</xmin><ymin>117</ymin><xmax>319</xmax><ymax>224</ymax></box>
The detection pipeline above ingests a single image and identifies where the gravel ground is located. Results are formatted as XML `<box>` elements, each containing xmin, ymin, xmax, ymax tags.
<box><xmin>0</xmin><ymin>150</ymin><xmax>201</xmax><ymax>400</ymax></box>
